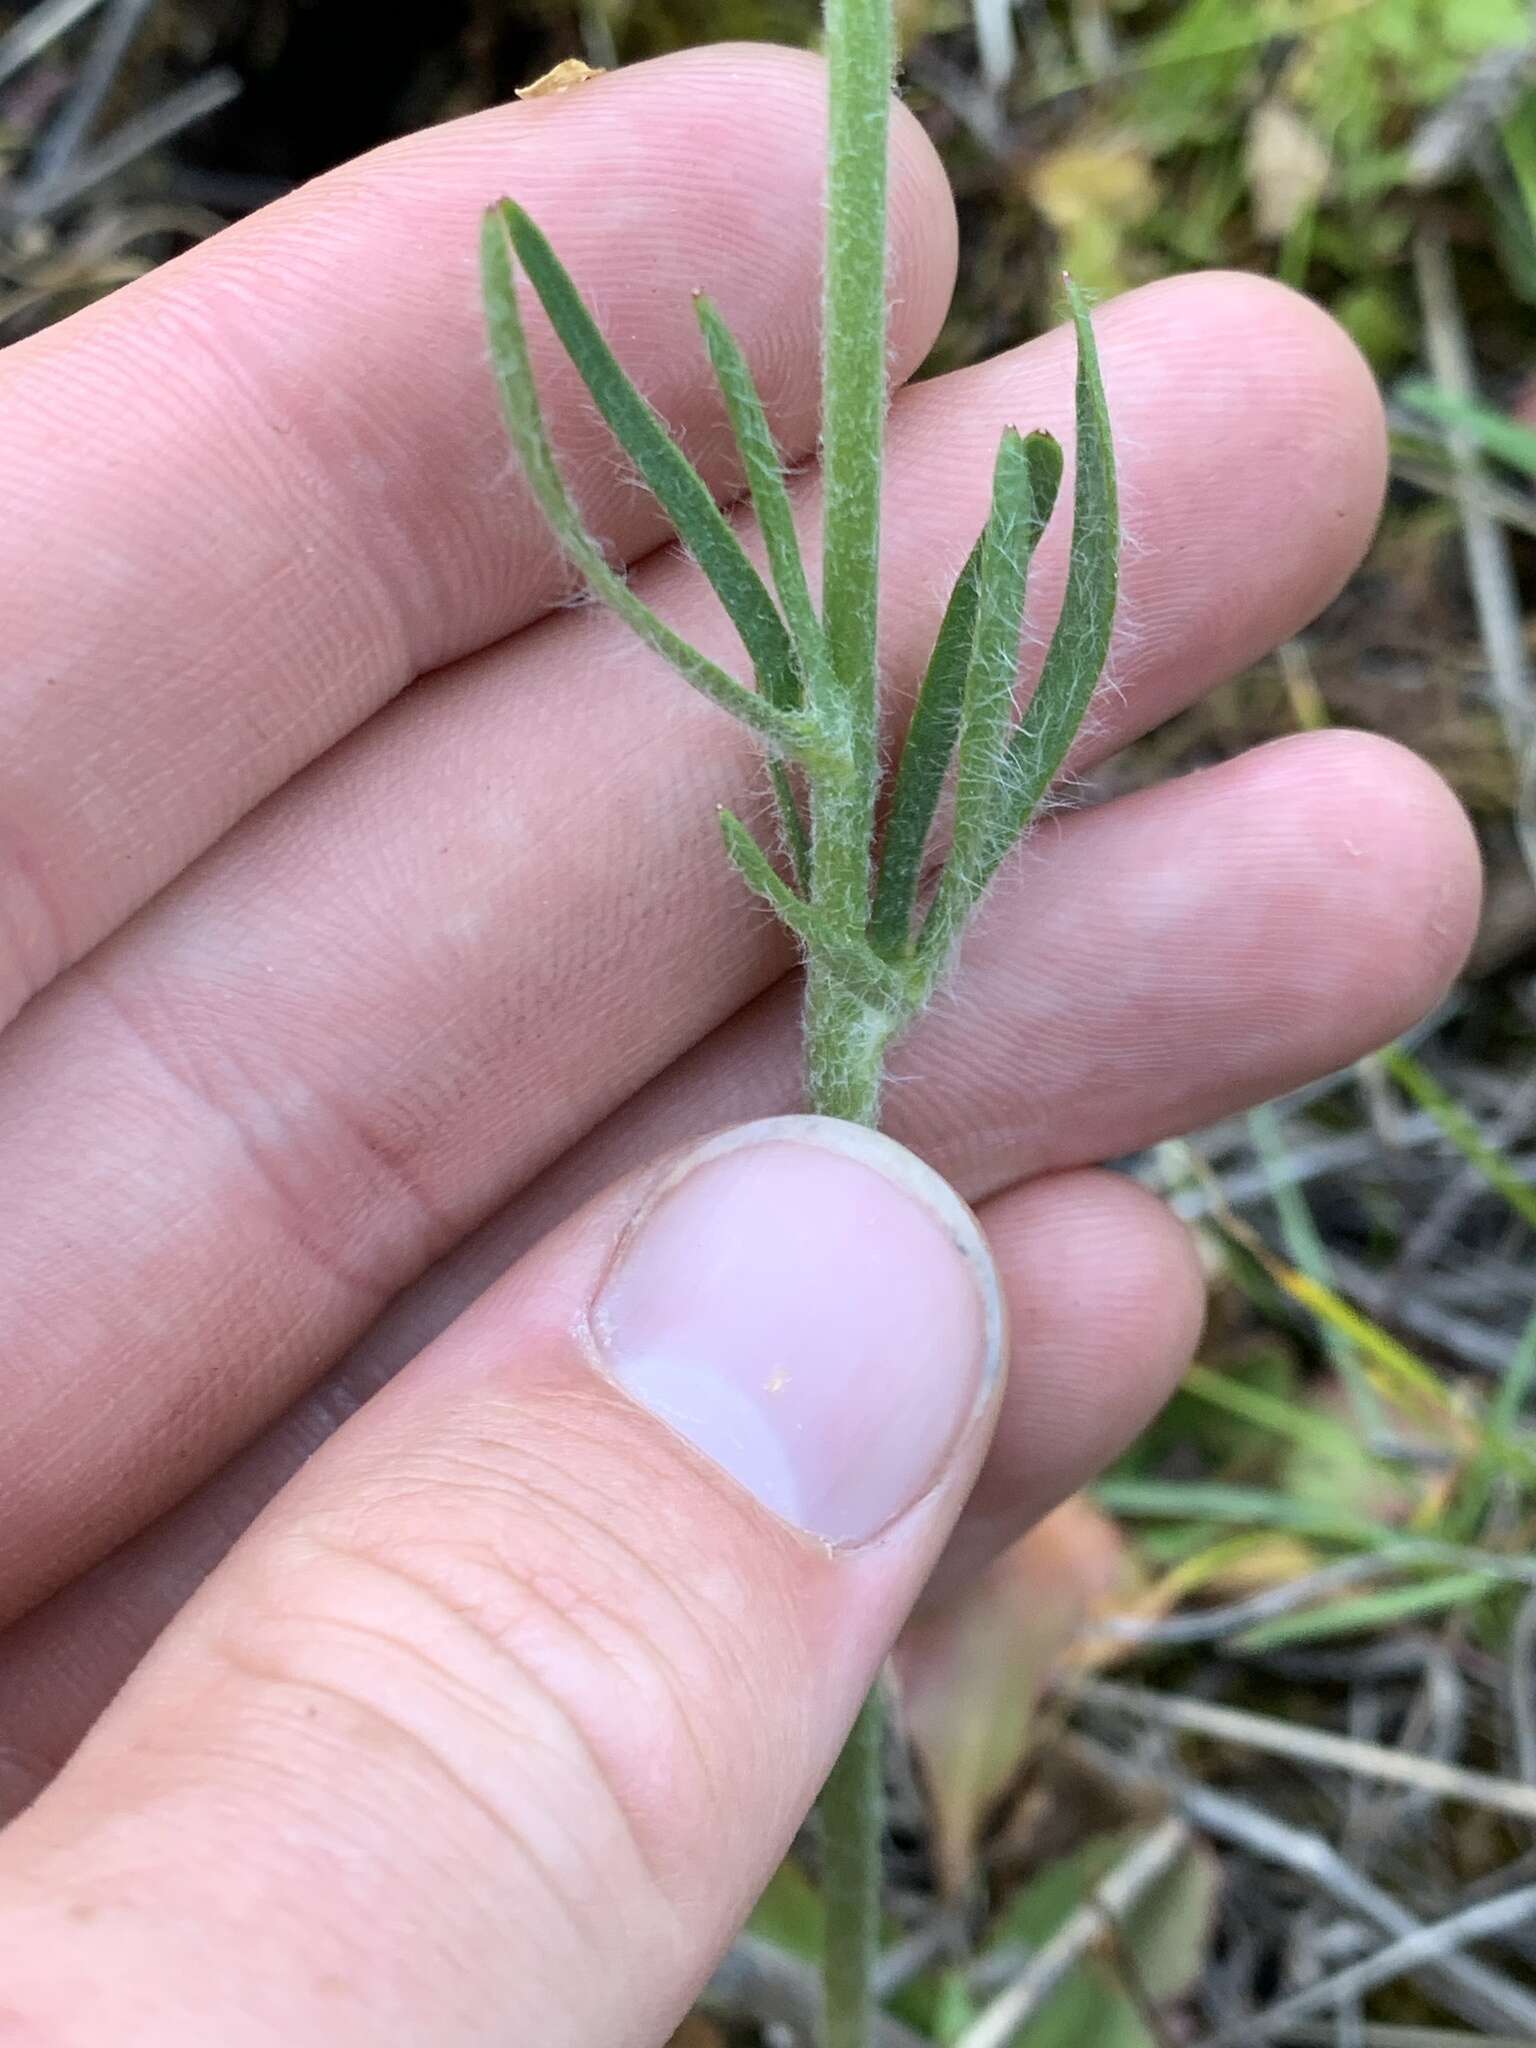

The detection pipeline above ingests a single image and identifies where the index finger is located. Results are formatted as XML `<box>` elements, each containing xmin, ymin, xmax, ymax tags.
<box><xmin>0</xmin><ymin>43</ymin><xmax>956</xmax><ymax>1025</ymax></box>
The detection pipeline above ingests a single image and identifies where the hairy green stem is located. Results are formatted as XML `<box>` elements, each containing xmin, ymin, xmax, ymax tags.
<box><xmin>806</xmin><ymin>960</ymin><xmax>893</xmax><ymax>1128</ymax></box>
<box><xmin>480</xmin><ymin>5</ymin><xmax>1118</xmax><ymax>2039</ymax></box>
<box><xmin>821</xmin><ymin>0</ymin><xmax>892</xmax><ymax>878</ymax></box>
<box><xmin>812</xmin><ymin>4</ymin><xmax>897</xmax><ymax>2039</ymax></box>
<box><xmin>817</xmin><ymin>1686</ymin><xmax>887</xmax><ymax>2048</ymax></box>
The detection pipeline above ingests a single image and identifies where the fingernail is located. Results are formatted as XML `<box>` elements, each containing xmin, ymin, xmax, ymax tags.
<box><xmin>588</xmin><ymin>1116</ymin><xmax>1004</xmax><ymax>1547</ymax></box>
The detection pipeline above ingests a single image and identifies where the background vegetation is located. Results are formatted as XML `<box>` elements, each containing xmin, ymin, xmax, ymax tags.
<box><xmin>6</xmin><ymin>1</ymin><xmax>1536</xmax><ymax>2041</ymax></box>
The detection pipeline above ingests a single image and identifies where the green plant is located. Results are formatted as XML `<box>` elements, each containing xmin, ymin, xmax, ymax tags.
<box><xmin>480</xmin><ymin>3</ymin><xmax>1119</xmax><ymax>2040</ymax></box>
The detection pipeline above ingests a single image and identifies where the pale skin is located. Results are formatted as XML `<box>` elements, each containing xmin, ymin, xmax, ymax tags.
<box><xmin>0</xmin><ymin>40</ymin><xmax>1482</xmax><ymax>2047</ymax></box>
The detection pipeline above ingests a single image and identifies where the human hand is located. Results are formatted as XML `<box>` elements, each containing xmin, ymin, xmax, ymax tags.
<box><xmin>0</xmin><ymin>42</ymin><xmax>1479</xmax><ymax>2044</ymax></box>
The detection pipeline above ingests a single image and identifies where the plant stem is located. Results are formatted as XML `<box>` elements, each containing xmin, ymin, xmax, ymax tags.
<box><xmin>806</xmin><ymin>958</ymin><xmax>894</xmax><ymax>1127</ymax></box>
<box><xmin>804</xmin><ymin>955</ymin><xmax>893</xmax><ymax>2048</ymax></box>
<box><xmin>821</xmin><ymin>0</ymin><xmax>892</xmax><ymax>868</ymax></box>
<box><xmin>818</xmin><ymin>1686</ymin><xmax>886</xmax><ymax>2048</ymax></box>
<box><xmin>813</xmin><ymin>4</ymin><xmax>896</xmax><ymax>2041</ymax></box>
<box><xmin>483</xmin><ymin>10</ymin><xmax>1117</xmax><ymax>2042</ymax></box>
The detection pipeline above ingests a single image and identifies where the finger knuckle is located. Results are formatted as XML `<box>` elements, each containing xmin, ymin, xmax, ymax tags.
<box><xmin>210</xmin><ymin>1388</ymin><xmax>798</xmax><ymax>1925</ymax></box>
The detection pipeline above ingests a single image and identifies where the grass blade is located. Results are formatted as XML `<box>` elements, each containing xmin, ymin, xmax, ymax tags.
<box><xmin>984</xmin><ymin>278</ymin><xmax>1119</xmax><ymax>878</ymax></box>
<box><xmin>1263</xmin><ymin>1258</ymin><xmax>1478</xmax><ymax>1439</ymax></box>
<box><xmin>1494</xmin><ymin>1299</ymin><xmax>1536</xmax><ymax>1434</ymax></box>
<box><xmin>868</xmin><ymin>538</ymin><xmax>983</xmax><ymax>952</ymax></box>
<box><xmin>1171</xmin><ymin>1144</ymin><xmax>1474</xmax><ymax>1441</ymax></box>
<box><xmin>1398</xmin><ymin>376</ymin><xmax>1536</xmax><ymax>477</ymax></box>
<box><xmin>1095</xmin><ymin>1478</ymin><xmax>1404</xmax><ymax>1548</ymax></box>
<box><xmin>496</xmin><ymin>201</ymin><xmax>800</xmax><ymax>710</ymax></box>
<box><xmin>1383</xmin><ymin>1042</ymin><xmax>1536</xmax><ymax>1235</ymax></box>
<box><xmin>1179</xmin><ymin>1360</ymin><xmax>1368</xmax><ymax>1460</ymax></box>
<box><xmin>1451</xmin><ymin>1301</ymin><xmax>1536</xmax><ymax>1535</ymax></box>
<box><xmin>480</xmin><ymin>205</ymin><xmax>801</xmax><ymax>757</ymax></box>
<box><xmin>1248</xmin><ymin>1100</ymin><xmax>1385</xmax><ymax>1437</ymax></box>
<box><xmin>920</xmin><ymin>428</ymin><xmax>1064</xmax><ymax>966</ymax></box>
<box><xmin>1234</xmin><ymin>1570</ymin><xmax>1498</xmax><ymax>1653</ymax></box>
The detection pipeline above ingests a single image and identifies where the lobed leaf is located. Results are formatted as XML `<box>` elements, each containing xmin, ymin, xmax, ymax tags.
<box><xmin>693</xmin><ymin>294</ymin><xmax>834</xmax><ymax>711</ymax></box>
<box><xmin>695</xmin><ymin>293</ymin><xmax>831</xmax><ymax>882</ymax></box>
<box><xmin>868</xmin><ymin>538</ymin><xmax>981</xmax><ymax>953</ymax></box>
<box><xmin>981</xmin><ymin>278</ymin><xmax>1120</xmax><ymax>888</ymax></box>
<box><xmin>496</xmin><ymin>201</ymin><xmax>801</xmax><ymax>710</ymax></box>
<box><xmin>920</xmin><ymin>427</ymin><xmax>1064</xmax><ymax>964</ymax></box>
<box><xmin>479</xmin><ymin>204</ymin><xmax>802</xmax><ymax>756</ymax></box>
<box><xmin>767</xmin><ymin>761</ymin><xmax>812</xmax><ymax>891</ymax></box>
<box><xmin>720</xmin><ymin>809</ymin><xmax>906</xmax><ymax>1008</ymax></box>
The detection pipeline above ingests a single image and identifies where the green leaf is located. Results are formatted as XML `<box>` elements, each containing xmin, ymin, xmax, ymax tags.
<box><xmin>1178</xmin><ymin>1361</ymin><xmax>1368</xmax><ymax>1460</ymax></box>
<box><xmin>720</xmin><ymin>807</ymin><xmax>808</xmax><ymax>917</ymax></box>
<box><xmin>496</xmin><ymin>201</ymin><xmax>800</xmax><ymax>710</ymax></box>
<box><xmin>1397</xmin><ymin>377</ymin><xmax>1536</xmax><ymax>477</ymax></box>
<box><xmin>919</xmin><ymin>428</ymin><xmax>1065</xmax><ymax>965</ymax></box>
<box><xmin>693</xmin><ymin>294</ymin><xmax>833</xmax><ymax>713</ymax></box>
<box><xmin>1247</xmin><ymin>1101</ymin><xmax>1383</xmax><ymax>1437</ymax></box>
<box><xmin>869</xmin><ymin>538</ymin><xmax>982</xmax><ymax>953</ymax></box>
<box><xmin>1094</xmin><ymin>1478</ymin><xmax>1403</xmax><ymax>1548</ymax></box>
<box><xmin>1504</xmin><ymin>89</ymin><xmax>1536</xmax><ymax>243</ymax></box>
<box><xmin>803</xmin><ymin>0</ymin><xmax>896</xmax><ymax>1090</ymax></box>
<box><xmin>984</xmin><ymin>1829</ymin><xmax>1219</xmax><ymax>2048</ymax></box>
<box><xmin>1494</xmin><ymin>1300</ymin><xmax>1536</xmax><ymax>1435</ymax></box>
<box><xmin>694</xmin><ymin>293</ymin><xmax>829</xmax><ymax>883</ymax></box>
<box><xmin>767</xmin><ymin>761</ymin><xmax>812</xmax><ymax>891</ymax></box>
<box><xmin>986</xmin><ymin>279</ymin><xmax>1119</xmax><ymax>877</ymax></box>
<box><xmin>480</xmin><ymin>205</ymin><xmax>803</xmax><ymax>758</ymax></box>
<box><xmin>720</xmin><ymin>810</ymin><xmax>906</xmax><ymax>1008</ymax></box>
<box><xmin>1235</xmin><ymin>1570</ymin><xmax>1499</xmax><ymax>1653</ymax></box>
<box><xmin>1383</xmin><ymin>1042</ymin><xmax>1536</xmax><ymax>1233</ymax></box>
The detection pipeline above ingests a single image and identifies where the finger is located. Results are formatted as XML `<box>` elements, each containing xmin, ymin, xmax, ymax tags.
<box><xmin>0</xmin><ymin>730</ymin><xmax>1471</xmax><ymax>1807</ymax></box>
<box><xmin>0</xmin><ymin>44</ymin><xmax>956</xmax><ymax>1019</ymax></box>
<box><xmin>0</xmin><ymin>1121</ymin><xmax>1003</xmax><ymax>2045</ymax></box>
<box><xmin>918</xmin><ymin>1169</ymin><xmax>1204</xmax><ymax>1601</ymax></box>
<box><xmin>0</xmin><ymin>278</ymin><xmax>1388</xmax><ymax>1616</ymax></box>
<box><xmin>0</xmin><ymin>1166</ymin><xmax>1201</xmax><ymax>1815</ymax></box>
<box><xmin>298</xmin><ymin>731</ymin><xmax>1473</xmax><ymax>1302</ymax></box>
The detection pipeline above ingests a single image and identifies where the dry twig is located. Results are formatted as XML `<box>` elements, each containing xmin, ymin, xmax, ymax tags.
<box><xmin>1075</xmin><ymin>1678</ymin><xmax>1536</xmax><ymax>1826</ymax></box>
<box><xmin>1197</xmin><ymin>1882</ymin><xmax>1536</xmax><ymax>2048</ymax></box>
<box><xmin>1182</xmin><ymin>1784</ymin><xmax>1536</xmax><ymax>2037</ymax></box>
<box><xmin>1412</xmin><ymin>227</ymin><xmax>1536</xmax><ymax>891</ymax></box>
<box><xmin>0</xmin><ymin>0</ymin><xmax>104</xmax><ymax>90</ymax></box>
<box><xmin>951</xmin><ymin>1818</ymin><xmax>1191</xmax><ymax>2048</ymax></box>
<box><xmin>704</xmin><ymin>1935</ymin><xmax>929</xmax><ymax>2048</ymax></box>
